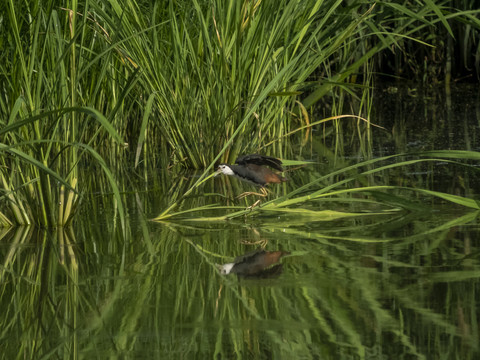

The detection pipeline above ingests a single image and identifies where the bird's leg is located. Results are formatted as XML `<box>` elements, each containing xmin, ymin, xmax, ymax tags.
<box><xmin>236</xmin><ymin>187</ymin><xmax>269</xmax><ymax>199</ymax></box>
<box><xmin>241</xmin><ymin>238</ymin><xmax>268</xmax><ymax>248</ymax></box>
<box><xmin>246</xmin><ymin>199</ymin><xmax>262</xmax><ymax>210</ymax></box>
<box><xmin>261</xmin><ymin>187</ymin><xmax>268</xmax><ymax>196</ymax></box>
<box><xmin>237</xmin><ymin>191</ymin><xmax>266</xmax><ymax>199</ymax></box>
<box><xmin>236</xmin><ymin>187</ymin><xmax>269</xmax><ymax>210</ymax></box>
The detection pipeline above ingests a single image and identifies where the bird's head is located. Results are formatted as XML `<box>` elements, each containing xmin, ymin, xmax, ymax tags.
<box><xmin>216</xmin><ymin>262</ymin><xmax>235</xmax><ymax>275</ymax></box>
<box><xmin>216</xmin><ymin>164</ymin><xmax>235</xmax><ymax>176</ymax></box>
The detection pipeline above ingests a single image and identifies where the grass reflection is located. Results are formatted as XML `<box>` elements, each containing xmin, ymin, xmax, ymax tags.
<box><xmin>2</xmin><ymin>203</ymin><xmax>478</xmax><ymax>358</ymax></box>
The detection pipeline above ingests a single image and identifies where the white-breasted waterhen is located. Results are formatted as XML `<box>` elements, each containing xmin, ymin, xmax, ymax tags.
<box><xmin>218</xmin><ymin>249</ymin><xmax>289</xmax><ymax>278</ymax></box>
<box><xmin>216</xmin><ymin>154</ymin><xmax>287</xmax><ymax>199</ymax></box>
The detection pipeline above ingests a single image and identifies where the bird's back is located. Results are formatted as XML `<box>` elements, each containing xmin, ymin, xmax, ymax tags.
<box><xmin>230</xmin><ymin>163</ymin><xmax>286</xmax><ymax>186</ymax></box>
<box><xmin>235</xmin><ymin>154</ymin><xmax>284</xmax><ymax>172</ymax></box>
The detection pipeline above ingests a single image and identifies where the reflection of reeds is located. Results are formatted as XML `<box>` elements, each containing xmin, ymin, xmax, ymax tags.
<box><xmin>0</xmin><ymin>227</ymin><xmax>79</xmax><ymax>357</ymax></box>
<box><xmin>1</xmin><ymin>160</ymin><xmax>479</xmax><ymax>358</ymax></box>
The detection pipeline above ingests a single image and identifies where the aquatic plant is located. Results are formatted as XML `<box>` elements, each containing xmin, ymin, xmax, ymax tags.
<box><xmin>1</xmin><ymin>0</ymin><xmax>479</xmax><ymax>226</ymax></box>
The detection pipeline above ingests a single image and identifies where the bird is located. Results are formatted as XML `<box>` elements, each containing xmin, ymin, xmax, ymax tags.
<box><xmin>216</xmin><ymin>154</ymin><xmax>287</xmax><ymax>199</ymax></box>
<box><xmin>218</xmin><ymin>249</ymin><xmax>289</xmax><ymax>278</ymax></box>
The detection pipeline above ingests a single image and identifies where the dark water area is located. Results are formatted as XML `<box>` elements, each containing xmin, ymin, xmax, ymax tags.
<box><xmin>373</xmin><ymin>84</ymin><xmax>480</xmax><ymax>163</ymax></box>
<box><xmin>1</xmin><ymin>85</ymin><xmax>480</xmax><ymax>359</ymax></box>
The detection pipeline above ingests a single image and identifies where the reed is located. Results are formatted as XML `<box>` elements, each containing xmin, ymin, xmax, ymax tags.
<box><xmin>0</xmin><ymin>1</ymin><xmax>129</xmax><ymax>226</ymax></box>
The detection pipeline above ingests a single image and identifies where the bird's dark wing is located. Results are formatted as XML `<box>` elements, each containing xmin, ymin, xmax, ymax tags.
<box><xmin>229</xmin><ymin>164</ymin><xmax>266</xmax><ymax>186</ymax></box>
<box><xmin>233</xmin><ymin>249</ymin><xmax>266</xmax><ymax>264</ymax></box>
<box><xmin>235</xmin><ymin>154</ymin><xmax>283</xmax><ymax>171</ymax></box>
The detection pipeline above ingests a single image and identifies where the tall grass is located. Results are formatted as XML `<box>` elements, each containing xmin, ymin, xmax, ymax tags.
<box><xmin>0</xmin><ymin>1</ymin><xmax>129</xmax><ymax>226</ymax></box>
<box><xmin>372</xmin><ymin>1</ymin><xmax>480</xmax><ymax>84</ymax></box>
<box><xmin>1</xmin><ymin>0</ymin><xmax>479</xmax><ymax>226</ymax></box>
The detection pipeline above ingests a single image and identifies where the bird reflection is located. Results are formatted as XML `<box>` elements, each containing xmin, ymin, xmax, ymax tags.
<box><xmin>218</xmin><ymin>249</ymin><xmax>289</xmax><ymax>278</ymax></box>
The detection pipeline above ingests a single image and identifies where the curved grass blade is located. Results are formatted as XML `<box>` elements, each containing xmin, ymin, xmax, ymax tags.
<box><xmin>158</xmin><ymin>150</ymin><xmax>480</xmax><ymax>221</ymax></box>
<box><xmin>0</xmin><ymin>143</ymin><xmax>75</xmax><ymax>192</ymax></box>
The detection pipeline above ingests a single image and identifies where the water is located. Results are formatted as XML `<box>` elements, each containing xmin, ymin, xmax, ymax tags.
<box><xmin>1</xmin><ymin>85</ymin><xmax>479</xmax><ymax>359</ymax></box>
